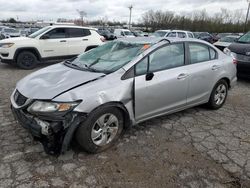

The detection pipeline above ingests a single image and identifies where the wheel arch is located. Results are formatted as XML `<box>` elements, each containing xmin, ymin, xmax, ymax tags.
<box><xmin>14</xmin><ymin>47</ymin><xmax>42</xmax><ymax>62</ymax></box>
<box><xmin>88</xmin><ymin>101</ymin><xmax>132</xmax><ymax>129</ymax></box>
<box><xmin>219</xmin><ymin>77</ymin><xmax>231</xmax><ymax>89</ymax></box>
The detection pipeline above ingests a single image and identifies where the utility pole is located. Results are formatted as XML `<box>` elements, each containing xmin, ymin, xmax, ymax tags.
<box><xmin>76</xmin><ymin>9</ymin><xmax>87</xmax><ymax>26</ymax></box>
<box><xmin>128</xmin><ymin>5</ymin><xmax>133</xmax><ymax>30</ymax></box>
<box><xmin>245</xmin><ymin>0</ymin><xmax>250</xmax><ymax>32</ymax></box>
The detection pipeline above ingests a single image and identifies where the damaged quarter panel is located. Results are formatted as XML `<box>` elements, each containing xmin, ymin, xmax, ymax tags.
<box><xmin>53</xmin><ymin>68</ymin><xmax>136</xmax><ymax>123</ymax></box>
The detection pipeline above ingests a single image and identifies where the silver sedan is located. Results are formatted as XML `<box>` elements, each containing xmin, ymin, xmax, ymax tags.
<box><xmin>10</xmin><ymin>37</ymin><xmax>237</xmax><ymax>155</ymax></box>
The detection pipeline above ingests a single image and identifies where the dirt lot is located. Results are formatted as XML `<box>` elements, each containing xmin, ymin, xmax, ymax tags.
<box><xmin>0</xmin><ymin>63</ymin><xmax>250</xmax><ymax>188</ymax></box>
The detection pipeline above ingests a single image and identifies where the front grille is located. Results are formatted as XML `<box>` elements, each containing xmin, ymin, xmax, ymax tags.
<box><xmin>14</xmin><ymin>90</ymin><xmax>27</xmax><ymax>106</ymax></box>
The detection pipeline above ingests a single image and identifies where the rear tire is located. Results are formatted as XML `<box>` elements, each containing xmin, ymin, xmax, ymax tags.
<box><xmin>16</xmin><ymin>51</ymin><xmax>38</xmax><ymax>69</ymax></box>
<box><xmin>76</xmin><ymin>107</ymin><xmax>124</xmax><ymax>153</ymax></box>
<box><xmin>207</xmin><ymin>79</ymin><xmax>228</xmax><ymax>110</ymax></box>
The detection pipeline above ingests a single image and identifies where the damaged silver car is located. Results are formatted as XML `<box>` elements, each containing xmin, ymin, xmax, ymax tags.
<box><xmin>10</xmin><ymin>37</ymin><xmax>237</xmax><ymax>155</ymax></box>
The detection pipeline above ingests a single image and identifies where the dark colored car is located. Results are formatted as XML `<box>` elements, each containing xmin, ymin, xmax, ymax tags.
<box><xmin>227</xmin><ymin>31</ymin><xmax>250</xmax><ymax>78</ymax></box>
<box><xmin>194</xmin><ymin>32</ymin><xmax>218</xmax><ymax>43</ymax></box>
<box><xmin>97</xmin><ymin>29</ymin><xmax>115</xmax><ymax>40</ymax></box>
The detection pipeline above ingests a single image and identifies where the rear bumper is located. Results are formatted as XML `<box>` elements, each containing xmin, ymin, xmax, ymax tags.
<box><xmin>237</xmin><ymin>61</ymin><xmax>250</xmax><ymax>78</ymax></box>
<box><xmin>230</xmin><ymin>76</ymin><xmax>237</xmax><ymax>88</ymax></box>
<box><xmin>11</xmin><ymin>106</ymin><xmax>86</xmax><ymax>155</ymax></box>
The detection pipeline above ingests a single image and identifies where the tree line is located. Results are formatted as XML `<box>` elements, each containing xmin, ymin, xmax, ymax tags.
<box><xmin>141</xmin><ymin>8</ymin><xmax>248</xmax><ymax>33</ymax></box>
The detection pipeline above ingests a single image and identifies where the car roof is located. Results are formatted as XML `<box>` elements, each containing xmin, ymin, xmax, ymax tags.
<box><xmin>156</xmin><ymin>29</ymin><xmax>192</xmax><ymax>33</ymax></box>
<box><xmin>48</xmin><ymin>25</ymin><xmax>97</xmax><ymax>31</ymax></box>
<box><xmin>116</xmin><ymin>36</ymin><xmax>203</xmax><ymax>45</ymax></box>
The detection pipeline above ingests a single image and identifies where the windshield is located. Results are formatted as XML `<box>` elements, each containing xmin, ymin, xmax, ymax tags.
<box><xmin>219</xmin><ymin>36</ymin><xmax>237</xmax><ymax>42</ymax></box>
<box><xmin>124</xmin><ymin>31</ymin><xmax>134</xmax><ymax>36</ymax></box>
<box><xmin>237</xmin><ymin>32</ymin><xmax>250</xmax><ymax>43</ymax></box>
<box><xmin>67</xmin><ymin>41</ymin><xmax>147</xmax><ymax>73</ymax></box>
<box><xmin>153</xmin><ymin>31</ymin><xmax>167</xmax><ymax>37</ymax></box>
<box><xmin>29</xmin><ymin>27</ymin><xmax>51</xmax><ymax>38</ymax></box>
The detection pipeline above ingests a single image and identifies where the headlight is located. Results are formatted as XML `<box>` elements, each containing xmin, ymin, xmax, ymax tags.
<box><xmin>0</xmin><ymin>43</ymin><xmax>14</xmax><ymax>48</ymax></box>
<box><xmin>27</xmin><ymin>101</ymin><xmax>80</xmax><ymax>113</ymax></box>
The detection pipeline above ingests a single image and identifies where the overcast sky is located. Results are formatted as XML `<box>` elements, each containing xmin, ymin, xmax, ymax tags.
<box><xmin>0</xmin><ymin>0</ymin><xmax>248</xmax><ymax>22</ymax></box>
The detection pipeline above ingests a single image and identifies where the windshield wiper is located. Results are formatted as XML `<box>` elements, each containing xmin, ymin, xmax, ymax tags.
<box><xmin>64</xmin><ymin>60</ymin><xmax>83</xmax><ymax>69</ymax></box>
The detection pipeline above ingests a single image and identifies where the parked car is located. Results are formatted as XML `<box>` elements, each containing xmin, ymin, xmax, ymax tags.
<box><xmin>194</xmin><ymin>32</ymin><xmax>218</xmax><ymax>43</ymax></box>
<box><xmin>97</xmin><ymin>29</ymin><xmax>115</xmax><ymax>40</ymax></box>
<box><xmin>11</xmin><ymin>37</ymin><xmax>236</xmax><ymax>155</ymax></box>
<box><xmin>214</xmin><ymin>35</ymin><xmax>239</xmax><ymax>51</ymax></box>
<box><xmin>152</xmin><ymin>30</ymin><xmax>194</xmax><ymax>38</ymax></box>
<box><xmin>216</xmin><ymin>33</ymin><xmax>234</xmax><ymax>40</ymax></box>
<box><xmin>113</xmin><ymin>29</ymin><xmax>135</xmax><ymax>38</ymax></box>
<box><xmin>225</xmin><ymin>31</ymin><xmax>250</xmax><ymax>78</ymax></box>
<box><xmin>0</xmin><ymin>25</ymin><xmax>103</xmax><ymax>69</ymax></box>
<box><xmin>0</xmin><ymin>26</ymin><xmax>9</xmax><ymax>32</ymax></box>
<box><xmin>0</xmin><ymin>33</ymin><xmax>5</xmax><ymax>40</ymax></box>
<box><xmin>132</xmin><ymin>30</ymin><xmax>148</xmax><ymax>37</ymax></box>
<box><xmin>0</xmin><ymin>28</ymin><xmax>21</xmax><ymax>38</ymax></box>
<box><xmin>19</xmin><ymin>29</ymin><xmax>30</xmax><ymax>37</ymax></box>
<box><xmin>28</xmin><ymin>27</ymin><xmax>40</xmax><ymax>35</ymax></box>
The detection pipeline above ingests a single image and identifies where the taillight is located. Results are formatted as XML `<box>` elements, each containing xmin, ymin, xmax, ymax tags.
<box><xmin>100</xmin><ymin>36</ymin><xmax>106</xmax><ymax>42</ymax></box>
<box><xmin>233</xmin><ymin>58</ymin><xmax>238</xmax><ymax>65</ymax></box>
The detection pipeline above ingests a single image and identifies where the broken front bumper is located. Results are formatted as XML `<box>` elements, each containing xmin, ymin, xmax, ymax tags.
<box><xmin>11</xmin><ymin>106</ymin><xmax>86</xmax><ymax>155</ymax></box>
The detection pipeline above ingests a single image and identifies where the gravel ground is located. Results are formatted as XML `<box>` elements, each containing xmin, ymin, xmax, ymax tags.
<box><xmin>0</xmin><ymin>63</ymin><xmax>250</xmax><ymax>188</ymax></box>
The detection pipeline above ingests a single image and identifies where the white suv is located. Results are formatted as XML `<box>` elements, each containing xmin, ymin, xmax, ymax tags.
<box><xmin>153</xmin><ymin>30</ymin><xmax>194</xmax><ymax>38</ymax></box>
<box><xmin>0</xmin><ymin>25</ymin><xmax>104</xmax><ymax>69</ymax></box>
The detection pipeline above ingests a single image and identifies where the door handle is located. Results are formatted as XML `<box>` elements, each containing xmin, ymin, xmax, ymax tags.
<box><xmin>82</xmin><ymin>39</ymin><xmax>88</xmax><ymax>41</ymax></box>
<box><xmin>211</xmin><ymin>65</ymin><xmax>221</xmax><ymax>70</ymax></box>
<box><xmin>177</xmin><ymin>73</ymin><xmax>189</xmax><ymax>80</ymax></box>
<box><xmin>60</xmin><ymin>40</ymin><xmax>67</xmax><ymax>42</ymax></box>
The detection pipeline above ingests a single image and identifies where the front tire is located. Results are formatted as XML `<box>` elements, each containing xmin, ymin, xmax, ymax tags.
<box><xmin>16</xmin><ymin>51</ymin><xmax>38</xmax><ymax>69</ymax></box>
<box><xmin>207</xmin><ymin>79</ymin><xmax>228</xmax><ymax>110</ymax></box>
<box><xmin>76</xmin><ymin>107</ymin><xmax>124</xmax><ymax>153</ymax></box>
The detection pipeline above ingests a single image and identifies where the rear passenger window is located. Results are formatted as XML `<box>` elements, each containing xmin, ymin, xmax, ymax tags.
<box><xmin>189</xmin><ymin>43</ymin><xmax>210</xmax><ymax>64</ymax></box>
<box><xmin>67</xmin><ymin>28</ymin><xmax>91</xmax><ymax>38</ymax></box>
<box><xmin>149</xmin><ymin>43</ymin><xmax>185</xmax><ymax>72</ymax></box>
<box><xmin>46</xmin><ymin>28</ymin><xmax>67</xmax><ymax>39</ymax></box>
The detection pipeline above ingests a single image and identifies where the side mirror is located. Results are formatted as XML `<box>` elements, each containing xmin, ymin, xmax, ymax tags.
<box><xmin>40</xmin><ymin>35</ymin><xmax>49</xmax><ymax>40</ymax></box>
<box><xmin>121</xmin><ymin>32</ymin><xmax>125</xmax><ymax>36</ymax></box>
<box><xmin>145</xmin><ymin>72</ymin><xmax>154</xmax><ymax>81</ymax></box>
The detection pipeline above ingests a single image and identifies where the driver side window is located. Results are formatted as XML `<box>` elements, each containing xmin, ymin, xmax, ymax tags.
<box><xmin>43</xmin><ymin>28</ymin><xmax>67</xmax><ymax>39</ymax></box>
<box><xmin>135</xmin><ymin>43</ymin><xmax>185</xmax><ymax>75</ymax></box>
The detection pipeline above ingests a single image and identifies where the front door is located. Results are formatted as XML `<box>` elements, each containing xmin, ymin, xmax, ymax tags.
<box><xmin>134</xmin><ymin>43</ymin><xmax>189</xmax><ymax>121</ymax></box>
<box><xmin>39</xmin><ymin>28</ymin><xmax>69</xmax><ymax>58</ymax></box>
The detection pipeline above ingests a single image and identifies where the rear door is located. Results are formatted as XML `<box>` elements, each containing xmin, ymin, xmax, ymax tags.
<box><xmin>39</xmin><ymin>28</ymin><xmax>69</xmax><ymax>58</ymax></box>
<box><xmin>66</xmin><ymin>28</ymin><xmax>92</xmax><ymax>55</ymax></box>
<box><xmin>134</xmin><ymin>43</ymin><xmax>189</xmax><ymax>121</ymax></box>
<box><xmin>186</xmin><ymin>42</ymin><xmax>220</xmax><ymax>105</ymax></box>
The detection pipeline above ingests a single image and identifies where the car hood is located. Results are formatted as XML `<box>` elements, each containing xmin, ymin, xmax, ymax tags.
<box><xmin>16</xmin><ymin>63</ymin><xmax>105</xmax><ymax>100</ymax></box>
<box><xmin>0</xmin><ymin>37</ymin><xmax>32</xmax><ymax>43</ymax></box>
<box><xmin>228</xmin><ymin>42</ymin><xmax>250</xmax><ymax>55</ymax></box>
